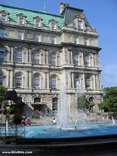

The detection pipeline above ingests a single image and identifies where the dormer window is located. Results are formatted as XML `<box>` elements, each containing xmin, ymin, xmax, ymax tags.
<box><xmin>2</xmin><ymin>15</ymin><xmax>7</xmax><ymax>21</ymax></box>
<box><xmin>19</xmin><ymin>17</ymin><xmax>24</xmax><ymax>25</ymax></box>
<box><xmin>17</xmin><ymin>13</ymin><xmax>27</xmax><ymax>25</ymax></box>
<box><xmin>33</xmin><ymin>16</ymin><xmax>43</xmax><ymax>28</ymax></box>
<box><xmin>49</xmin><ymin>19</ymin><xmax>58</xmax><ymax>30</ymax></box>
<box><xmin>0</xmin><ymin>11</ymin><xmax>10</xmax><ymax>22</ymax></box>
<box><xmin>36</xmin><ymin>20</ymin><xmax>40</xmax><ymax>27</ymax></box>
<box><xmin>74</xmin><ymin>15</ymin><xmax>84</xmax><ymax>30</ymax></box>
<box><xmin>78</xmin><ymin>20</ymin><xmax>82</xmax><ymax>29</ymax></box>
<box><xmin>51</xmin><ymin>23</ymin><xmax>55</xmax><ymax>30</ymax></box>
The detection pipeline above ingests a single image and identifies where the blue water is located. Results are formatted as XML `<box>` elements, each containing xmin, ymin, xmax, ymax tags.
<box><xmin>23</xmin><ymin>124</ymin><xmax>117</xmax><ymax>138</ymax></box>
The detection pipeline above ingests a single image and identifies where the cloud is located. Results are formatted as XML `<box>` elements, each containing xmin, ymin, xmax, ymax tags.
<box><xmin>102</xmin><ymin>64</ymin><xmax>117</xmax><ymax>87</ymax></box>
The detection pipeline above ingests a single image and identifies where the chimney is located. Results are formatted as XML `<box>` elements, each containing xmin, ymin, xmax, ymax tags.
<box><xmin>58</xmin><ymin>2</ymin><xmax>69</xmax><ymax>15</ymax></box>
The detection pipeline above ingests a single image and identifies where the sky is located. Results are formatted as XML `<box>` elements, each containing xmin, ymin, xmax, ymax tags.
<box><xmin>0</xmin><ymin>0</ymin><xmax>117</xmax><ymax>88</ymax></box>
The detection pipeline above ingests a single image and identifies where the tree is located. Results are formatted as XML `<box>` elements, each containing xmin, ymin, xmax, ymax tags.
<box><xmin>77</xmin><ymin>95</ymin><xmax>89</xmax><ymax>110</ymax></box>
<box><xmin>99</xmin><ymin>87</ymin><xmax>117</xmax><ymax>112</ymax></box>
<box><xmin>0</xmin><ymin>86</ymin><xmax>7</xmax><ymax>105</ymax></box>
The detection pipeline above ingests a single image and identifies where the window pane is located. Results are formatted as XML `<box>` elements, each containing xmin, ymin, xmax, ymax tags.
<box><xmin>74</xmin><ymin>74</ymin><xmax>80</xmax><ymax>88</ymax></box>
<box><xmin>74</xmin><ymin>37</ymin><xmax>78</xmax><ymax>44</ymax></box>
<box><xmin>52</xmin><ymin>23</ymin><xmax>55</xmax><ymax>29</ymax></box>
<box><xmin>0</xmin><ymin>29</ymin><xmax>5</xmax><ymax>37</ymax></box>
<box><xmin>0</xmin><ymin>52</ymin><xmax>4</xmax><ymax>61</ymax></box>
<box><xmin>51</xmin><ymin>37</ymin><xmax>56</xmax><ymax>44</ymax></box>
<box><xmin>15</xmin><ymin>73</ymin><xmax>22</xmax><ymax>88</ymax></box>
<box><xmin>18</xmin><ymin>32</ymin><xmax>24</xmax><ymax>40</ymax></box>
<box><xmin>73</xmin><ymin>54</ymin><xmax>78</xmax><ymax>65</ymax></box>
<box><xmin>33</xmin><ymin>74</ymin><xmax>40</xmax><ymax>88</ymax></box>
<box><xmin>50</xmin><ymin>54</ymin><xmax>56</xmax><ymax>66</ymax></box>
<box><xmin>2</xmin><ymin>15</ymin><xmax>7</xmax><ymax>21</ymax></box>
<box><xmin>19</xmin><ymin>18</ymin><xmax>24</xmax><ymax>24</ymax></box>
<box><xmin>78</xmin><ymin>21</ymin><xmax>82</xmax><ymax>29</ymax></box>
<box><xmin>33</xmin><ymin>51</ymin><xmax>40</xmax><ymax>64</ymax></box>
<box><xmin>84</xmin><ymin>55</ymin><xmax>89</xmax><ymax>66</ymax></box>
<box><xmin>0</xmin><ymin>73</ymin><xmax>3</xmax><ymax>86</ymax></box>
<box><xmin>16</xmin><ymin>50</ymin><xmax>22</xmax><ymax>63</ymax></box>
<box><xmin>36</xmin><ymin>21</ymin><xmax>40</xmax><ymax>27</ymax></box>
<box><xmin>52</xmin><ymin>98</ymin><xmax>58</xmax><ymax>111</ymax></box>
<box><xmin>34</xmin><ymin>98</ymin><xmax>41</xmax><ymax>102</ymax></box>
<box><xmin>85</xmin><ymin>76</ymin><xmax>90</xmax><ymax>88</ymax></box>
<box><xmin>84</xmin><ymin>38</ymin><xmax>88</xmax><ymax>45</ymax></box>
<box><xmin>51</xmin><ymin>75</ymin><xmax>56</xmax><ymax>88</ymax></box>
<box><xmin>35</xmin><ymin>35</ymin><xmax>40</xmax><ymax>42</ymax></box>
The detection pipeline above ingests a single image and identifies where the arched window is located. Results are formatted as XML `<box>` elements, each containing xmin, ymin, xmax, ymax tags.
<box><xmin>33</xmin><ymin>74</ymin><xmax>40</xmax><ymax>88</ymax></box>
<box><xmin>50</xmin><ymin>53</ymin><xmax>56</xmax><ymax>66</ymax></box>
<box><xmin>15</xmin><ymin>72</ymin><xmax>22</xmax><ymax>88</ymax></box>
<box><xmin>50</xmin><ymin>75</ymin><xmax>56</xmax><ymax>89</ymax></box>
<box><xmin>33</xmin><ymin>51</ymin><xmax>40</xmax><ymax>64</ymax></box>
<box><xmin>89</xmin><ymin>97</ymin><xmax>94</xmax><ymax>102</ymax></box>
<box><xmin>52</xmin><ymin>98</ymin><xmax>58</xmax><ymax>111</ymax></box>
<box><xmin>0</xmin><ymin>73</ymin><xmax>3</xmax><ymax>86</ymax></box>
<box><xmin>34</xmin><ymin>97</ymin><xmax>41</xmax><ymax>103</ymax></box>
<box><xmin>15</xmin><ymin>50</ymin><xmax>22</xmax><ymax>63</ymax></box>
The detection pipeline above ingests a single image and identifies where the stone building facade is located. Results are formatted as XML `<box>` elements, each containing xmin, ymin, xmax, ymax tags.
<box><xmin>0</xmin><ymin>2</ymin><xmax>102</xmax><ymax>116</ymax></box>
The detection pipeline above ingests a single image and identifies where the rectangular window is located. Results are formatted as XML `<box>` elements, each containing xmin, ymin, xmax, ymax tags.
<box><xmin>74</xmin><ymin>37</ymin><xmax>78</xmax><ymax>44</ymax></box>
<box><xmin>74</xmin><ymin>74</ymin><xmax>80</xmax><ymax>88</ymax></box>
<box><xmin>18</xmin><ymin>32</ymin><xmax>24</xmax><ymax>40</ymax></box>
<box><xmin>33</xmin><ymin>52</ymin><xmax>40</xmax><ymax>64</ymax></box>
<box><xmin>84</xmin><ymin>38</ymin><xmax>88</xmax><ymax>45</ymax></box>
<box><xmin>73</xmin><ymin>53</ymin><xmax>78</xmax><ymax>65</ymax></box>
<box><xmin>78</xmin><ymin>21</ymin><xmax>82</xmax><ymax>29</ymax></box>
<box><xmin>36</xmin><ymin>20</ymin><xmax>40</xmax><ymax>27</ymax></box>
<box><xmin>0</xmin><ymin>52</ymin><xmax>4</xmax><ymax>61</ymax></box>
<box><xmin>0</xmin><ymin>29</ymin><xmax>5</xmax><ymax>37</ymax></box>
<box><xmin>19</xmin><ymin>17</ymin><xmax>24</xmax><ymax>24</ymax></box>
<box><xmin>16</xmin><ymin>50</ymin><xmax>22</xmax><ymax>63</ymax></box>
<box><xmin>2</xmin><ymin>15</ymin><xmax>7</xmax><ymax>21</ymax></box>
<box><xmin>51</xmin><ymin>36</ymin><xmax>56</xmax><ymax>44</ymax></box>
<box><xmin>51</xmin><ymin>23</ymin><xmax>55</xmax><ymax>29</ymax></box>
<box><xmin>35</xmin><ymin>34</ymin><xmax>40</xmax><ymax>42</ymax></box>
<box><xmin>50</xmin><ymin>54</ymin><xmax>56</xmax><ymax>66</ymax></box>
<box><xmin>85</xmin><ymin>76</ymin><xmax>90</xmax><ymax>88</ymax></box>
<box><xmin>84</xmin><ymin>55</ymin><xmax>89</xmax><ymax>66</ymax></box>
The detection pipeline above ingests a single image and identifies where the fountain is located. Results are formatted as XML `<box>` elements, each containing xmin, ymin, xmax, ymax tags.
<box><xmin>1</xmin><ymin>80</ymin><xmax>117</xmax><ymax>155</ymax></box>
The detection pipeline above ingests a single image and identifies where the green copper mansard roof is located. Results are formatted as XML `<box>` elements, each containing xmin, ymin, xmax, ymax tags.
<box><xmin>0</xmin><ymin>4</ymin><xmax>64</xmax><ymax>29</ymax></box>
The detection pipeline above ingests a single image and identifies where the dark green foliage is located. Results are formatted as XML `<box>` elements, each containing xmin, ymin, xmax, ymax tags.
<box><xmin>7</xmin><ymin>107</ymin><xmax>17</xmax><ymax>114</ymax></box>
<box><xmin>99</xmin><ymin>87</ymin><xmax>117</xmax><ymax>112</ymax></box>
<box><xmin>77</xmin><ymin>95</ymin><xmax>90</xmax><ymax>110</ymax></box>
<box><xmin>0</xmin><ymin>86</ymin><xmax>7</xmax><ymax>104</ymax></box>
<box><xmin>12</xmin><ymin>114</ymin><xmax>22</xmax><ymax>125</ymax></box>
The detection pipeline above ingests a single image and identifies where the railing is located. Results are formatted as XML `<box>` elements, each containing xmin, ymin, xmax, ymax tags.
<box><xmin>0</xmin><ymin>123</ymin><xmax>25</xmax><ymax>137</ymax></box>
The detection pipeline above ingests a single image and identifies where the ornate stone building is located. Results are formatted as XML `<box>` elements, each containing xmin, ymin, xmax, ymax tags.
<box><xmin>0</xmin><ymin>2</ymin><xmax>102</xmax><ymax>116</ymax></box>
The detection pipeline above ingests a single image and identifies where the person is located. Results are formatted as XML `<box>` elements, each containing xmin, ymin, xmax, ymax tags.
<box><xmin>25</xmin><ymin>118</ymin><xmax>28</xmax><ymax>125</ymax></box>
<box><xmin>52</xmin><ymin>118</ymin><xmax>56</xmax><ymax>124</ymax></box>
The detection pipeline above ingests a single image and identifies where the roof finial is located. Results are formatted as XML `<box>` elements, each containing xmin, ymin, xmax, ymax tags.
<box><xmin>44</xmin><ymin>0</ymin><xmax>47</xmax><ymax>12</ymax></box>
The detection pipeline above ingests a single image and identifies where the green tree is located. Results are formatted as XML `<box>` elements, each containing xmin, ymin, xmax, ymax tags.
<box><xmin>77</xmin><ymin>95</ymin><xmax>89</xmax><ymax>110</ymax></box>
<box><xmin>99</xmin><ymin>87</ymin><xmax>117</xmax><ymax>112</ymax></box>
<box><xmin>0</xmin><ymin>86</ymin><xmax>7</xmax><ymax>105</ymax></box>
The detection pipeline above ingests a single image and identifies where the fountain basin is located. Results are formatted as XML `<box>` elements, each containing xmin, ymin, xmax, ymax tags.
<box><xmin>22</xmin><ymin>124</ymin><xmax>117</xmax><ymax>138</ymax></box>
